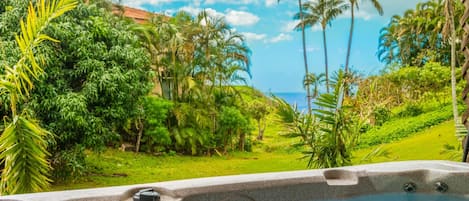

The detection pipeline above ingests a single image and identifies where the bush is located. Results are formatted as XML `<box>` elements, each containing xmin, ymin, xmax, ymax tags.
<box><xmin>140</xmin><ymin>96</ymin><xmax>173</xmax><ymax>153</ymax></box>
<box><xmin>244</xmin><ymin>138</ymin><xmax>253</xmax><ymax>152</ymax></box>
<box><xmin>217</xmin><ymin>106</ymin><xmax>253</xmax><ymax>152</ymax></box>
<box><xmin>398</xmin><ymin>104</ymin><xmax>423</xmax><ymax>117</ymax></box>
<box><xmin>358</xmin><ymin>104</ymin><xmax>453</xmax><ymax>149</ymax></box>
<box><xmin>51</xmin><ymin>145</ymin><xmax>86</xmax><ymax>183</ymax></box>
<box><xmin>372</xmin><ymin>107</ymin><xmax>391</xmax><ymax>126</ymax></box>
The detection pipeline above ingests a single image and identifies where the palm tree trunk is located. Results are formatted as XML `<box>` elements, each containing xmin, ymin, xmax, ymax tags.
<box><xmin>449</xmin><ymin>1</ymin><xmax>459</xmax><ymax>125</ymax></box>
<box><xmin>322</xmin><ymin>28</ymin><xmax>330</xmax><ymax>93</ymax></box>
<box><xmin>451</xmin><ymin>32</ymin><xmax>459</xmax><ymax>123</ymax></box>
<box><xmin>298</xmin><ymin>0</ymin><xmax>312</xmax><ymax>114</ymax></box>
<box><xmin>345</xmin><ymin>5</ymin><xmax>355</xmax><ymax>74</ymax></box>
<box><xmin>461</xmin><ymin>0</ymin><xmax>469</xmax><ymax>163</ymax></box>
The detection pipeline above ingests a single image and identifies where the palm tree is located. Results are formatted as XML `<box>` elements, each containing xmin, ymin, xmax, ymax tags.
<box><xmin>377</xmin><ymin>1</ymin><xmax>450</xmax><ymax>67</ymax></box>
<box><xmin>279</xmin><ymin>0</ymin><xmax>313</xmax><ymax>115</ymax></box>
<box><xmin>0</xmin><ymin>0</ymin><xmax>77</xmax><ymax>194</ymax></box>
<box><xmin>304</xmin><ymin>72</ymin><xmax>326</xmax><ymax>99</ymax></box>
<box><xmin>442</xmin><ymin>0</ymin><xmax>459</xmax><ymax>129</ymax></box>
<box><xmin>344</xmin><ymin>0</ymin><xmax>383</xmax><ymax>74</ymax></box>
<box><xmin>461</xmin><ymin>0</ymin><xmax>469</xmax><ymax>162</ymax></box>
<box><xmin>296</xmin><ymin>0</ymin><xmax>348</xmax><ymax>93</ymax></box>
<box><xmin>306</xmin><ymin>69</ymin><xmax>359</xmax><ymax>168</ymax></box>
<box><xmin>376</xmin><ymin>15</ymin><xmax>400</xmax><ymax>65</ymax></box>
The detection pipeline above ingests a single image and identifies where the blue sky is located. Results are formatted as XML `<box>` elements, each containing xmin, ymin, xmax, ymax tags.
<box><xmin>119</xmin><ymin>0</ymin><xmax>426</xmax><ymax>92</ymax></box>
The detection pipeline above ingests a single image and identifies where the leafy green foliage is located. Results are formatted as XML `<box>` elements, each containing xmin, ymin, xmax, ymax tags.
<box><xmin>272</xmin><ymin>94</ymin><xmax>297</xmax><ymax>123</ymax></box>
<box><xmin>170</xmin><ymin>102</ymin><xmax>212</xmax><ymax>155</ymax></box>
<box><xmin>129</xmin><ymin>9</ymin><xmax>253</xmax><ymax>155</ymax></box>
<box><xmin>272</xmin><ymin>94</ymin><xmax>316</xmax><ymax>147</ymax></box>
<box><xmin>30</xmin><ymin>2</ymin><xmax>151</xmax><ymax>150</ymax></box>
<box><xmin>397</xmin><ymin>104</ymin><xmax>424</xmax><ymax>117</ymax></box>
<box><xmin>356</xmin><ymin>62</ymin><xmax>452</xmax><ymax>113</ymax></box>
<box><xmin>359</xmin><ymin>104</ymin><xmax>453</xmax><ymax>149</ymax></box>
<box><xmin>246</xmin><ymin>99</ymin><xmax>271</xmax><ymax>140</ymax></box>
<box><xmin>1</xmin><ymin>0</ymin><xmax>152</xmax><ymax>184</ymax></box>
<box><xmin>0</xmin><ymin>0</ymin><xmax>76</xmax><ymax>194</ymax></box>
<box><xmin>140</xmin><ymin>96</ymin><xmax>173</xmax><ymax>152</ymax></box>
<box><xmin>371</xmin><ymin>107</ymin><xmax>390</xmax><ymax>126</ymax></box>
<box><xmin>51</xmin><ymin>145</ymin><xmax>86</xmax><ymax>183</ymax></box>
<box><xmin>0</xmin><ymin>116</ymin><xmax>52</xmax><ymax>194</ymax></box>
<box><xmin>377</xmin><ymin>0</ymin><xmax>464</xmax><ymax>66</ymax></box>
<box><xmin>218</xmin><ymin>106</ymin><xmax>253</xmax><ymax>152</ymax></box>
<box><xmin>306</xmin><ymin>71</ymin><xmax>359</xmax><ymax>168</ymax></box>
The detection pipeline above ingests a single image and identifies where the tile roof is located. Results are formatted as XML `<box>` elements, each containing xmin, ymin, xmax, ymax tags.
<box><xmin>112</xmin><ymin>5</ymin><xmax>153</xmax><ymax>24</ymax></box>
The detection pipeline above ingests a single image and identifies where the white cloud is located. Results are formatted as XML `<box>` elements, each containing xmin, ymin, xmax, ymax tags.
<box><xmin>225</xmin><ymin>10</ymin><xmax>260</xmax><ymax>26</ymax></box>
<box><xmin>180</xmin><ymin>6</ymin><xmax>202</xmax><ymax>16</ymax></box>
<box><xmin>192</xmin><ymin>0</ymin><xmax>202</xmax><ymax>7</ymax></box>
<box><xmin>204</xmin><ymin>0</ymin><xmax>259</xmax><ymax>5</ymax></box>
<box><xmin>265</xmin><ymin>0</ymin><xmax>277</xmax><ymax>7</ymax></box>
<box><xmin>180</xmin><ymin>6</ymin><xmax>225</xmax><ymax>24</ymax></box>
<box><xmin>242</xmin><ymin>32</ymin><xmax>267</xmax><ymax>42</ymax></box>
<box><xmin>268</xmin><ymin>33</ymin><xmax>293</xmax><ymax>43</ymax></box>
<box><xmin>379</xmin><ymin>0</ymin><xmax>426</xmax><ymax>18</ymax></box>
<box><xmin>204</xmin><ymin>8</ymin><xmax>225</xmax><ymax>18</ymax></box>
<box><xmin>179</xmin><ymin>7</ymin><xmax>259</xmax><ymax>27</ymax></box>
<box><xmin>339</xmin><ymin>8</ymin><xmax>373</xmax><ymax>21</ymax></box>
<box><xmin>309</xmin><ymin>24</ymin><xmax>322</xmax><ymax>32</ymax></box>
<box><xmin>282</xmin><ymin>20</ymin><xmax>299</xmax><ymax>32</ymax></box>
<box><xmin>335</xmin><ymin>0</ymin><xmax>426</xmax><ymax>21</ymax></box>
<box><xmin>299</xmin><ymin>46</ymin><xmax>320</xmax><ymax>53</ymax></box>
<box><xmin>282</xmin><ymin>20</ymin><xmax>321</xmax><ymax>32</ymax></box>
<box><xmin>118</xmin><ymin>0</ymin><xmax>172</xmax><ymax>9</ymax></box>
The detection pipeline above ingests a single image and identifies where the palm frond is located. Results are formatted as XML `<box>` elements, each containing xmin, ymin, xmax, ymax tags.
<box><xmin>0</xmin><ymin>116</ymin><xmax>52</xmax><ymax>194</ymax></box>
<box><xmin>0</xmin><ymin>0</ymin><xmax>77</xmax><ymax>195</ymax></box>
<box><xmin>1</xmin><ymin>0</ymin><xmax>77</xmax><ymax>100</ymax></box>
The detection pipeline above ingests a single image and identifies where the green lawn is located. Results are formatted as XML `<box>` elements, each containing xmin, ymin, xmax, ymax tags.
<box><xmin>52</xmin><ymin>119</ymin><xmax>461</xmax><ymax>191</ymax></box>
<box><xmin>353</xmin><ymin>120</ymin><xmax>460</xmax><ymax>164</ymax></box>
<box><xmin>52</xmin><ymin>114</ymin><xmax>307</xmax><ymax>191</ymax></box>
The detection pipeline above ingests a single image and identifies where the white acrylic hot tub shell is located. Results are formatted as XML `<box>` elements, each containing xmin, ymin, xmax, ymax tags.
<box><xmin>2</xmin><ymin>160</ymin><xmax>469</xmax><ymax>201</ymax></box>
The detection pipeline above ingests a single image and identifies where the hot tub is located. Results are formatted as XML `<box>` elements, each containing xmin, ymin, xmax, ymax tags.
<box><xmin>3</xmin><ymin>161</ymin><xmax>469</xmax><ymax>201</ymax></box>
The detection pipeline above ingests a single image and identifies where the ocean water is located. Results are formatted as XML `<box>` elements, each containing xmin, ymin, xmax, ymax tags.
<box><xmin>271</xmin><ymin>92</ymin><xmax>309</xmax><ymax>112</ymax></box>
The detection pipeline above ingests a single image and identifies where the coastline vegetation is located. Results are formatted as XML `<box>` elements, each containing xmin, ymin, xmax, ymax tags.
<box><xmin>0</xmin><ymin>0</ymin><xmax>465</xmax><ymax>194</ymax></box>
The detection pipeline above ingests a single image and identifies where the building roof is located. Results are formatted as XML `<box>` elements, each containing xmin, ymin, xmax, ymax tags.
<box><xmin>112</xmin><ymin>5</ymin><xmax>153</xmax><ymax>24</ymax></box>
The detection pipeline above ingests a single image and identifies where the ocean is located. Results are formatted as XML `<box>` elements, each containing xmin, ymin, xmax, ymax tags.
<box><xmin>271</xmin><ymin>92</ymin><xmax>309</xmax><ymax>112</ymax></box>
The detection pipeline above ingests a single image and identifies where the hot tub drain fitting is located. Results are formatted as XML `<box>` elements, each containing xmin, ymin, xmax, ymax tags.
<box><xmin>403</xmin><ymin>182</ymin><xmax>417</xmax><ymax>193</ymax></box>
<box><xmin>435</xmin><ymin>182</ymin><xmax>449</xmax><ymax>193</ymax></box>
<box><xmin>133</xmin><ymin>188</ymin><xmax>160</xmax><ymax>201</ymax></box>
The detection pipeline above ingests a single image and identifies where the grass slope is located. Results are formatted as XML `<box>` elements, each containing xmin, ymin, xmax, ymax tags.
<box><xmin>52</xmin><ymin>150</ymin><xmax>305</xmax><ymax>191</ymax></box>
<box><xmin>353</xmin><ymin>120</ymin><xmax>460</xmax><ymax>164</ymax></box>
<box><xmin>358</xmin><ymin>104</ymin><xmax>453</xmax><ymax>149</ymax></box>
<box><xmin>52</xmin><ymin>117</ymin><xmax>461</xmax><ymax>191</ymax></box>
<box><xmin>52</xmin><ymin>114</ymin><xmax>307</xmax><ymax>191</ymax></box>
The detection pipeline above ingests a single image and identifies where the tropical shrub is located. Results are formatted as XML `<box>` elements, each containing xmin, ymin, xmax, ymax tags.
<box><xmin>128</xmin><ymin>9</ymin><xmax>253</xmax><ymax>155</ymax></box>
<box><xmin>140</xmin><ymin>96</ymin><xmax>173</xmax><ymax>153</ymax></box>
<box><xmin>306</xmin><ymin>70</ymin><xmax>360</xmax><ymax>168</ymax></box>
<box><xmin>0</xmin><ymin>0</ymin><xmax>152</xmax><ymax>182</ymax></box>
<box><xmin>358</xmin><ymin>104</ymin><xmax>453</xmax><ymax>149</ymax></box>
<box><xmin>217</xmin><ymin>106</ymin><xmax>253</xmax><ymax>152</ymax></box>
<box><xmin>377</xmin><ymin>0</ymin><xmax>464</xmax><ymax>66</ymax></box>
<box><xmin>246</xmin><ymin>99</ymin><xmax>272</xmax><ymax>140</ymax></box>
<box><xmin>371</xmin><ymin>107</ymin><xmax>391</xmax><ymax>126</ymax></box>
<box><xmin>398</xmin><ymin>104</ymin><xmax>424</xmax><ymax>117</ymax></box>
<box><xmin>51</xmin><ymin>145</ymin><xmax>86</xmax><ymax>183</ymax></box>
<box><xmin>0</xmin><ymin>0</ymin><xmax>77</xmax><ymax>194</ymax></box>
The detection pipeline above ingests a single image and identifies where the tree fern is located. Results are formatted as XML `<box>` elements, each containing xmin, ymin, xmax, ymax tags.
<box><xmin>0</xmin><ymin>0</ymin><xmax>76</xmax><ymax>194</ymax></box>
